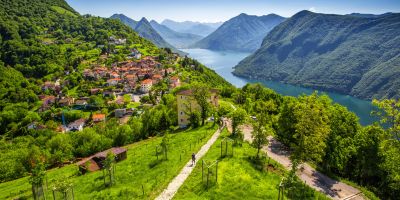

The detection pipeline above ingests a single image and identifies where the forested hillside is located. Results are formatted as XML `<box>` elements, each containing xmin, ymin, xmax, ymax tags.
<box><xmin>234</xmin><ymin>10</ymin><xmax>400</xmax><ymax>100</ymax></box>
<box><xmin>0</xmin><ymin>0</ymin><xmax>231</xmax><ymax>183</ymax></box>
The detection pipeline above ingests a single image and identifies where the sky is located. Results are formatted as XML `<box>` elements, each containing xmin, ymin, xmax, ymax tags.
<box><xmin>66</xmin><ymin>0</ymin><xmax>400</xmax><ymax>23</ymax></box>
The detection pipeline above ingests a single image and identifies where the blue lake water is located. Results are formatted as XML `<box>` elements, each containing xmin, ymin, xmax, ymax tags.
<box><xmin>181</xmin><ymin>48</ymin><xmax>378</xmax><ymax>126</ymax></box>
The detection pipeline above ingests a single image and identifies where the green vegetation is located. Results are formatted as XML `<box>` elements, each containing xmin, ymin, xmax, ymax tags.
<box><xmin>174</xmin><ymin>128</ymin><xmax>329</xmax><ymax>200</ymax></box>
<box><xmin>0</xmin><ymin>123</ymin><xmax>217</xmax><ymax>199</ymax></box>
<box><xmin>234</xmin><ymin>10</ymin><xmax>400</xmax><ymax>100</ymax></box>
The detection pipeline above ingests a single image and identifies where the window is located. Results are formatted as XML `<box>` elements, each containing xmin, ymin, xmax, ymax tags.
<box><xmin>181</xmin><ymin>112</ymin><xmax>183</xmax><ymax>115</ymax></box>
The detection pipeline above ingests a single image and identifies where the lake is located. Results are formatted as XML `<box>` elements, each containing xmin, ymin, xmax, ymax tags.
<box><xmin>181</xmin><ymin>48</ymin><xmax>378</xmax><ymax>126</ymax></box>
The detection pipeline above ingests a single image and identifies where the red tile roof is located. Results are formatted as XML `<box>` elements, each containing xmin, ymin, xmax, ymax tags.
<box><xmin>141</xmin><ymin>79</ymin><xmax>153</xmax><ymax>84</ymax></box>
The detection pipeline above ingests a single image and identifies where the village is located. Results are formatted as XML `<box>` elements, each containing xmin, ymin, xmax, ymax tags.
<box><xmin>34</xmin><ymin>49</ymin><xmax>182</xmax><ymax>133</ymax></box>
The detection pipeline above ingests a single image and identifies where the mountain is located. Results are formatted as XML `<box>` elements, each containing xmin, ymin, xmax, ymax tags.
<box><xmin>110</xmin><ymin>14</ymin><xmax>177</xmax><ymax>51</ymax></box>
<box><xmin>192</xmin><ymin>13</ymin><xmax>286</xmax><ymax>52</ymax></box>
<box><xmin>347</xmin><ymin>12</ymin><xmax>393</xmax><ymax>18</ymax></box>
<box><xmin>161</xmin><ymin>19</ymin><xmax>222</xmax><ymax>36</ymax></box>
<box><xmin>149</xmin><ymin>20</ymin><xmax>203</xmax><ymax>48</ymax></box>
<box><xmin>233</xmin><ymin>11</ymin><xmax>400</xmax><ymax>100</ymax></box>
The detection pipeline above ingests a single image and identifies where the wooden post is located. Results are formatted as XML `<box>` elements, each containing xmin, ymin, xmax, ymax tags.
<box><xmin>156</xmin><ymin>147</ymin><xmax>158</xmax><ymax>160</ymax></box>
<box><xmin>225</xmin><ymin>141</ymin><xmax>227</xmax><ymax>155</ymax></box>
<box><xmin>207</xmin><ymin>168</ymin><xmax>210</xmax><ymax>188</ymax></box>
<box><xmin>278</xmin><ymin>186</ymin><xmax>281</xmax><ymax>200</ymax></box>
<box><xmin>202</xmin><ymin>160</ymin><xmax>204</xmax><ymax>182</ymax></box>
<box><xmin>231</xmin><ymin>142</ymin><xmax>234</xmax><ymax>157</ymax></box>
<box><xmin>71</xmin><ymin>187</ymin><xmax>75</xmax><ymax>200</ymax></box>
<box><xmin>216</xmin><ymin>161</ymin><xmax>218</xmax><ymax>183</ymax></box>
<box><xmin>220</xmin><ymin>141</ymin><xmax>222</xmax><ymax>157</ymax></box>
<box><xmin>52</xmin><ymin>190</ymin><xmax>55</xmax><ymax>200</ymax></box>
<box><xmin>142</xmin><ymin>184</ymin><xmax>144</xmax><ymax>196</ymax></box>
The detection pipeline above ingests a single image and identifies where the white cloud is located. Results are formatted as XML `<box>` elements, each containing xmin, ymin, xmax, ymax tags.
<box><xmin>308</xmin><ymin>7</ymin><xmax>317</xmax><ymax>12</ymax></box>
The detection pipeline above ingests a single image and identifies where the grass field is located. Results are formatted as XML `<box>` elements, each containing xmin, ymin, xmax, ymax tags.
<box><xmin>0</xmin><ymin>123</ymin><xmax>218</xmax><ymax>200</ymax></box>
<box><xmin>174</xmin><ymin>128</ymin><xmax>330</xmax><ymax>200</ymax></box>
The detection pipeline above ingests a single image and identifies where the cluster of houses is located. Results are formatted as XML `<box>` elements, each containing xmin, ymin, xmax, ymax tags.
<box><xmin>83</xmin><ymin>56</ymin><xmax>180</xmax><ymax>94</ymax></box>
<box><xmin>35</xmin><ymin>55</ymin><xmax>182</xmax><ymax>133</ymax></box>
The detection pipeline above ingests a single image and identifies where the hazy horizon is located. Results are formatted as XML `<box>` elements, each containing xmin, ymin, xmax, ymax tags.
<box><xmin>66</xmin><ymin>0</ymin><xmax>400</xmax><ymax>23</ymax></box>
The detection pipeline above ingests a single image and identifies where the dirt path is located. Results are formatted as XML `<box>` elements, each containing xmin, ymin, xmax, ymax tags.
<box><xmin>155</xmin><ymin>123</ymin><xmax>225</xmax><ymax>200</ymax></box>
<box><xmin>237</xmin><ymin>121</ymin><xmax>364</xmax><ymax>200</ymax></box>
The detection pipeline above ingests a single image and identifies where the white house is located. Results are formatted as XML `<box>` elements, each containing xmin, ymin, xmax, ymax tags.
<box><xmin>140</xmin><ymin>79</ymin><xmax>153</xmax><ymax>93</ymax></box>
<box><xmin>67</xmin><ymin>118</ymin><xmax>86</xmax><ymax>132</ymax></box>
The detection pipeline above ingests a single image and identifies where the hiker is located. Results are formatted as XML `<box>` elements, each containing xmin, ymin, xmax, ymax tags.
<box><xmin>191</xmin><ymin>153</ymin><xmax>196</xmax><ymax>165</ymax></box>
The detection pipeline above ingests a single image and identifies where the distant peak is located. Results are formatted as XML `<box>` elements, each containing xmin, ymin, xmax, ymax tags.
<box><xmin>292</xmin><ymin>10</ymin><xmax>314</xmax><ymax>18</ymax></box>
<box><xmin>140</xmin><ymin>17</ymin><xmax>149</xmax><ymax>23</ymax></box>
<box><xmin>238</xmin><ymin>13</ymin><xmax>249</xmax><ymax>17</ymax></box>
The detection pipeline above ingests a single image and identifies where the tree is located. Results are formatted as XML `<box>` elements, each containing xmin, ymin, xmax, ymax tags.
<box><xmin>230</xmin><ymin>108</ymin><xmax>247</xmax><ymax>136</ymax></box>
<box><xmin>322</xmin><ymin>104</ymin><xmax>359</xmax><ymax>175</ymax></box>
<box><xmin>188</xmin><ymin>111</ymin><xmax>201</xmax><ymax>128</ymax></box>
<box><xmin>29</xmin><ymin>162</ymin><xmax>46</xmax><ymax>200</ymax></box>
<box><xmin>251</xmin><ymin>121</ymin><xmax>271</xmax><ymax>158</ymax></box>
<box><xmin>290</xmin><ymin>93</ymin><xmax>330</xmax><ymax>164</ymax></box>
<box><xmin>47</xmin><ymin>134</ymin><xmax>73</xmax><ymax>166</ymax></box>
<box><xmin>192</xmin><ymin>83</ymin><xmax>211</xmax><ymax>126</ymax></box>
<box><xmin>103</xmin><ymin>152</ymin><xmax>115</xmax><ymax>187</ymax></box>
<box><xmin>372</xmin><ymin>99</ymin><xmax>400</xmax><ymax>140</ymax></box>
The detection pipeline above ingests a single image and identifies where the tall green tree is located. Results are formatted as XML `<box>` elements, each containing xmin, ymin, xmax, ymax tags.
<box><xmin>230</xmin><ymin>108</ymin><xmax>247</xmax><ymax>136</ymax></box>
<box><xmin>192</xmin><ymin>83</ymin><xmax>211</xmax><ymax>126</ymax></box>
<box><xmin>290</xmin><ymin>93</ymin><xmax>331</xmax><ymax>164</ymax></box>
<box><xmin>322</xmin><ymin>104</ymin><xmax>359</xmax><ymax>175</ymax></box>
<box><xmin>373</xmin><ymin>99</ymin><xmax>400</xmax><ymax>140</ymax></box>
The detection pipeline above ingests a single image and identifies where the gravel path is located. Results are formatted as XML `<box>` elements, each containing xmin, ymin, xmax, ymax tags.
<box><xmin>239</xmin><ymin>122</ymin><xmax>364</xmax><ymax>200</ymax></box>
<box><xmin>155</xmin><ymin>124</ymin><xmax>225</xmax><ymax>200</ymax></box>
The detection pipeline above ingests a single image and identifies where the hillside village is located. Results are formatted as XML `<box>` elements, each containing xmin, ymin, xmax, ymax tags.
<box><xmin>35</xmin><ymin>48</ymin><xmax>183</xmax><ymax>133</ymax></box>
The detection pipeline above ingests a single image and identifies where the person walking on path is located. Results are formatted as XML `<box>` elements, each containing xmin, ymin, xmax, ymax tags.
<box><xmin>191</xmin><ymin>153</ymin><xmax>196</xmax><ymax>166</ymax></box>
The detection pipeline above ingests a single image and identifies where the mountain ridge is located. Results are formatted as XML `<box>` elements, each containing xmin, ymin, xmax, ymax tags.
<box><xmin>149</xmin><ymin>20</ymin><xmax>203</xmax><ymax>48</ymax></box>
<box><xmin>110</xmin><ymin>14</ymin><xmax>179</xmax><ymax>52</ymax></box>
<box><xmin>191</xmin><ymin>13</ymin><xmax>286</xmax><ymax>52</ymax></box>
<box><xmin>233</xmin><ymin>10</ymin><xmax>400</xmax><ymax>100</ymax></box>
<box><xmin>161</xmin><ymin>19</ymin><xmax>222</xmax><ymax>36</ymax></box>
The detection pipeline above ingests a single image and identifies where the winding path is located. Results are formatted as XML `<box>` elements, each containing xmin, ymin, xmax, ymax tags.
<box><xmin>155</xmin><ymin>124</ymin><xmax>225</xmax><ymax>200</ymax></box>
<box><xmin>238</xmin><ymin>123</ymin><xmax>365</xmax><ymax>200</ymax></box>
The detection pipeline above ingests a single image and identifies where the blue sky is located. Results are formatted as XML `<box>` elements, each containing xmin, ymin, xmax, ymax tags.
<box><xmin>66</xmin><ymin>0</ymin><xmax>400</xmax><ymax>22</ymax></box>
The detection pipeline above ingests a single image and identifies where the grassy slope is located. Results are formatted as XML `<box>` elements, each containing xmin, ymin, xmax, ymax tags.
<box><xmin>0</xmin><ymin>123</ymin><xmax>218</xmax><ymax>200</ymax></box>
<box><xmin>174</xmin><ymin>128</ymin><xmax>330</xmax><ymax>200</ymax></box>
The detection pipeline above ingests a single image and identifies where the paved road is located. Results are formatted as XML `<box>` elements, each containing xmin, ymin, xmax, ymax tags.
<box><xmin>155</xmin><ymin>124</ymin><xmax>225</xmax><ymax>200</ymax></box>
<box><xmin>236</xmin><ymin>121</ymin><xmax>364</xmax><ymax>200</ymax></box>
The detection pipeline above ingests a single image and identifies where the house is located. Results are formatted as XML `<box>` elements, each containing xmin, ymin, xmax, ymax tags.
<box><xmin>177</xmin><ymin>89</ymin><xmax>219</xmax><ymax>128</ymax></box>
<box><xmin>140</xmin><ymin>79</ymin><xmax>153</xmax><ymax>93</ymax></box>
<box><xmin>92</xmin><ymin>113</ymin><xmax>106</xmax><ymax>123</ymax></box>
<box><xmin>115</xmin><ymin>109</ymin><xmax>127</xmax><ymax>118</ymax></box>
<box><xmin>103</xmin><ymin>91</ymin><xmax>116</xmax><ymax>98</ymax></box>
<box><xmin>125</xmin><ymin>74</ymin><xmax>137</xmax><ymax>82</ymax></box>
<box><xmin>77</xmin><ymin>147</ymin><xmax>127</xmax><ymax>174</ymax></box>
<box><xmin>107</xmin><ymin>78</ymin><xmax>122</xmax><ymax>86</ymax></box>
<box><xmin>41</xmin><ymin>95</ymin><xmax>56</xmax><ymax>106</ymax></box>
<box><xmin>58</xmin><ymin>97</ymin><xmax>75</xmax><ymax>107</ymax></box>
<box><xmin>42</xmin><ymin>81</ymin><xmax>55</xmax><ymax>91</ymax></box>
<box><xmin>75</xmin><ymin>99</ymin><xmax>88</xmax><ymax>106</ymax></box>
<box><xmin>27</xmin><ymin>122</ymin><xmax>46</xmax><ymax>130</ymax></box>
<box><xmin>90</xmin><ymin>88</ymin><xmax>102</xmax><ymax>95</ymax></box>
<box><xmin>110</xmin><ymin>72</ymin><xmax>120</xmax><ymax>79</ymax></box>
<box><xmin>169</xmin><ymin>76</ymin><xmax>181</xmax><ymax>88</ymax></box>
<box><xmin>152</xmin><ymin>74</ymin><xmax>163</xmax><ymax>84</ymax></box>
<box><xmin>67</xmin><ymin>118</ymin><xmax>86</xmax><ymax>132</ymax></box>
